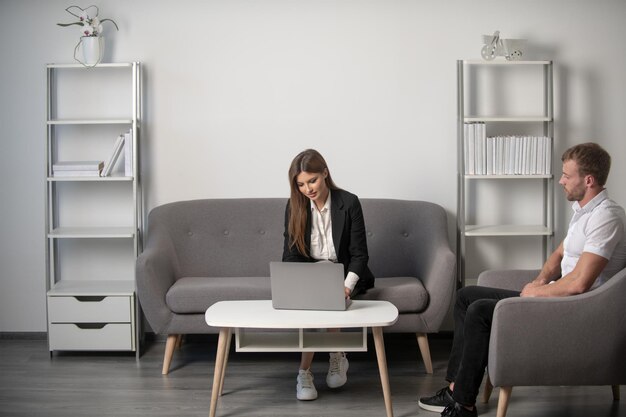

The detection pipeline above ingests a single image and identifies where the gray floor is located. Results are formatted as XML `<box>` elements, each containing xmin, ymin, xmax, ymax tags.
<box><xmin>0</xmin><ymin>333</ymin><xmax>623</xmax><ymax>417</ymax></box>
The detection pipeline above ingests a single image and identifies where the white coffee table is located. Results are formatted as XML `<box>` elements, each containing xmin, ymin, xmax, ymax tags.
<box><xmin>205</xmin><ymin>299</ymin><xmax>399</xmax><ymax>417</ymax></box>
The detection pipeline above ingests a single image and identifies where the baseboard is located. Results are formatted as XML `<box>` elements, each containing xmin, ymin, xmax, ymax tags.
<box><xmin>0</xmin><ymin>332</ymin><xmax>47</xmax><ymax>340</ymax></box>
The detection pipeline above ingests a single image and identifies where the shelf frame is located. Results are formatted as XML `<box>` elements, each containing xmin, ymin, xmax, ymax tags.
<box><xmin>45</xmin><ymin>62</ymin><xmax>143</xmax><ymax>357</ymax></box>
<box><xmin>456</xmin><ymin>60</ymin><xmax>555</xmax><ymax>286</ymax></box>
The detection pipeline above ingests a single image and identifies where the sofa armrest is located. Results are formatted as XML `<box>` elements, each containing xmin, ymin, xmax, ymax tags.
<box><xmin>136</xmin><ymin>227</ymin><xmax>179</xmax><ymax>334</ymax></box>
<box><xmin>488</xmin><ymin>269</ymin><xmax>626</xmax><ymax>387</ymax></box>
<box><xmin>477</xmin><ymin>269</ymin><xmax>539</xmax><ymax>291</ymax></box>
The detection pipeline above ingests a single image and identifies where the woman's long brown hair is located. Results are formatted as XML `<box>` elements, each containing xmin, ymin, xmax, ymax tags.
<box><xmin>287</xmin><ymin>149</ymin><xmax>339</xmax><ymax>256</ymax></box>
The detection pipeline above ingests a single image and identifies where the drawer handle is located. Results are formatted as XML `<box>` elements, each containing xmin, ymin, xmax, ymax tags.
<box><xmin>74</xmin><ymin>296</ymin><xmax>106</xmax><ymax>302</ymax></box>
<box><xmin>74</xmin><ymin>323</ymin><xmax>107</xmax><ymax>330</ymax></box>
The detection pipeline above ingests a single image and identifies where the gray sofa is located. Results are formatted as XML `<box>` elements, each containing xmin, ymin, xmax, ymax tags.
<box><xmin>136</xmin><ymin>198</ymin><xmax>456</xmax><ymax>374</ymax></box>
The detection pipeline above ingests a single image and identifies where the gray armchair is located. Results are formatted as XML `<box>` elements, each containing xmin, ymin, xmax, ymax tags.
<box><xmin>477</xmin><ymin>267</ymin><xmax>626</xmax><ymax>417</ymax></box>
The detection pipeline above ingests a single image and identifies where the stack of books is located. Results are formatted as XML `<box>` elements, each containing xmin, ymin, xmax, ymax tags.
<box><xmin>464</xmin><ymin>123</ymin><xmax>552</xmax><ymax>175</ymax></box>
<box><xmin>52</xmin><ymin>161</ymin><xmax>104</xmax><ymax>177</ymax></box>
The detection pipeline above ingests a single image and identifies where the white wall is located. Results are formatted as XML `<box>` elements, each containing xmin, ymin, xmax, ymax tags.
<box><xmin>1</xmin><ymin>0</ymin><xmax>625</xmax><ymax>331</ymax></box>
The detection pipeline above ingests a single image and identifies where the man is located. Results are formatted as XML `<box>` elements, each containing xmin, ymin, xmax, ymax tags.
<box><xmin>419</xmin><ymin>142</ymin><xmax>626</xmax><ymax>417</ymax></box>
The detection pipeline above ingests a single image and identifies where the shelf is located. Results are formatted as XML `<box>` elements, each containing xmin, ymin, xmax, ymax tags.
<box><xmin>48</xmin><ymin>176</ymin><xmax>133</xmax><ymax>182</ymax></box>
<box><xmin>464</xmin><ymin>225</ymin><xmax>553</xmax><ymax>237</ymax></box>
<box><xmin>465</xmin><ymin>174</ymin><xmax>552</xmax><ymax>180</ymax></box>
<box><xmin>463</xmin><ymin>116</ymin><xmax>551</xmax><ymax>123</ymax></box>
<box><xmin>48</xmin><ymin>227</ymin><xmax>135</xmax><ymax>239</ymax></box>
<box><xmin>47</xmin><ymin>119</ymin><xmax>133</xmax><ymax>125</ymax></box>
<box><xmin>462</xmin><ymin>60</ymin><xmax>552</xmax><ymax>66</ymax></box>
<box><xmin>235</xmin><ymin>328</ymin><xmax>367</xmax><ymax>352</ymax></box>
<box><xmin>47</xmin><ymin>63</ymin><xmax>136</xmax><ymax>69</ymax></box>
<box><xmin>48</xmin><ymin>279</ymin><xmax>135</xmax><ymax>297</ymax></box>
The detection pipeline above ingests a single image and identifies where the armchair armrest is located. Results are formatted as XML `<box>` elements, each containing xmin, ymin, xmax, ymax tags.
<box><xmin>477</xmin><ymin>269</ymin><xmax>539</xmax><ymax>291</ymax></box>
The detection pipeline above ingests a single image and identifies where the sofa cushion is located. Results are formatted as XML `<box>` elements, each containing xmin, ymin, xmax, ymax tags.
<box><xmin>356</xmin><ymin>277</ymin><xmax>428</xmax><ymax>314</ymax></box>
<box><xmin>167</xmin><ymin>275</ymin><xmax>428</xmax><ymax>315</ymax></box>
<box><xmin>167</xmin><ymin>277</ymin><xmax>272</xmax><ymax>314</ymax></box>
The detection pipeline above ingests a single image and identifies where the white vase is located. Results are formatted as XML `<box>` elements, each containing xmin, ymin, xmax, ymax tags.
<box><xmin>79</xmin><ymin>36</ymin><xmax>104</xmax><ymax>66</ymax></box>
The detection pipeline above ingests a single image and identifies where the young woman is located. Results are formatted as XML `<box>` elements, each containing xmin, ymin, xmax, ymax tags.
<box><xmin>283</xmin><ymin>149</ymin><xmax>375</xmax><ymax>400</ymax></box>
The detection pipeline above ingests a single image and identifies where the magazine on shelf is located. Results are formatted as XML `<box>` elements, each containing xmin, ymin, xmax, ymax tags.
<box><xmin>53</xmin><ymin>170</ymin><xmax>102</xmax><ymax>177</ymax></box>
<box><xmin>101</xmin><ymin>134</ymin><xmax>125</xmax><ymax>177</ymax></box>
<box><xmin>53</xmin><ymin>160</ymin><xmax>104</xmax><ymax>172</ymax></box>
<box><xmin>124</xmin><ymin>129</ymin><xmax>133</xmax><ymax>177</ymax></box>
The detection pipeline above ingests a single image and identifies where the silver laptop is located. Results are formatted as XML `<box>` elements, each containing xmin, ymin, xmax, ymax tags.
<box><xmin>270</xmin><ymin>261</ymin><xmax>351</xmax><ymax>311</ymax></box>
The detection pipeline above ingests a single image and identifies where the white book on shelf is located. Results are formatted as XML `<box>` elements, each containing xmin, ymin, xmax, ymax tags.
<box><xmin>464</xmin><ymin>123</ymin><xmax>470</xmax><ymax>175</ymax></box>
<box><xmin>475</xmin><ymin>123</ymin><xmax>486</xmax><ymax>175</ymax></box>
<box><xmin>466</xmin><ymin>123</ymin><xmax>475</xmax><ymax>175</ymax></box>
<box><xmin>496</xmin><ymin>136</ymin><xmax>505</xmax><ymax>175</ymax></box>
<box><xmin>101</xmin><ymin>135</ymin><xmax>125</xmax><ymax>177</ymax></box>
<box><xmin>537</xmin><ymin>136</ymin><xmax>545</xmax><ymax>175</ymax></box>
<box><xmin>505</xmin><ymin>136</ymin><xmax>515</xmax><ymax>175</ymax></box>
<box><xmin>528</xmin><ymin>136</ymin><xmax>537</xmax><ymax>175</ymax></box>
<box><xmin>53</xmin><ymin>160</ymin><xmax>104</xmax><ymax>171</ymax></box>
<box><xmin>545</xmin><ymin>136</ymin><xmax>552</xmax><ymax>175</ymax></box>
<box><xmin>53</xmin><ymin>170</ymin><xmax>101</xmax><ymax>177</ymax></box>
<box><xmin>486</xmin><ymin>136</ymin><xmax>494</xmax><ymax>175</ymax></box>
<box><xmin>124</xmin><ymin>129</ymin><xmax>133</xmax><ymax>177</ymax></box>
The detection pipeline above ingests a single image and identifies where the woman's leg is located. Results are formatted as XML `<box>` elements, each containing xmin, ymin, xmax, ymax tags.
<box><xmin>300</xmin><ymin>351</ymin><xmax>314</xmax><ymax>370</ymax></box>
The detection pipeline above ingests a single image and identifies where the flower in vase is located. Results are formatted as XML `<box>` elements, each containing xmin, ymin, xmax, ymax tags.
<box><xmin>58</xmin><ymin>5</ymin><xmax>118</xmax><ymax>37</ymax></box>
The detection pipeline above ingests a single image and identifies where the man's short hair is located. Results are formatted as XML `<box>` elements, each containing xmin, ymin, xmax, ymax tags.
<box><xmin>561</xmin><ymin>142</ymin><xmax>611</xmax><ymax>186</ymax></box>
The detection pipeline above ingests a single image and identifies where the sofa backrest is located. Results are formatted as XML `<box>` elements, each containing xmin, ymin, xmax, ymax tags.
<box><xmin>146</xmin><ymin>198</ymin><xmax>448</xmax><ymax>279</ymax></box>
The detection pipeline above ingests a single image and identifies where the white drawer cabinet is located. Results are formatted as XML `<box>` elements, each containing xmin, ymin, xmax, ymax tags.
<box><xmin>47</xmin><ymin>281</ymin><xmax>136</xmax><ymax>352</ymax></box>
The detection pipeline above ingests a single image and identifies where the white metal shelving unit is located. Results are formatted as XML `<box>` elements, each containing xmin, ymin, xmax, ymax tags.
<box><xmin>45</xmin><ymin>62</ymin><xmax>142</xmax><ymax>355</ymax></box>
<box><xmin>457</xmin><ymin>60</ymin><xmax>554</xmax><ymax>286</ymax></box>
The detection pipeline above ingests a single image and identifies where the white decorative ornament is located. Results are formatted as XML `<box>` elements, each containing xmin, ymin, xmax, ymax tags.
<box><xmin>481</xmin><ymin>31</ymin><xmax>527</xmax><ymax>61</ymax></box>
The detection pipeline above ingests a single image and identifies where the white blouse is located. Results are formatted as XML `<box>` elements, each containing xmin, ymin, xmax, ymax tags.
<box><xmin>310</xmin><ymin>191</ymin><xmax>360</xmax><ymax>292</ymax></box>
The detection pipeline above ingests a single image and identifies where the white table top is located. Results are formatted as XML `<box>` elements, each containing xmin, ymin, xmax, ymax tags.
<box><xmin>205</xmin><ymin>300</ymin><xmax>398</xmax><ymax>329</ymax></box>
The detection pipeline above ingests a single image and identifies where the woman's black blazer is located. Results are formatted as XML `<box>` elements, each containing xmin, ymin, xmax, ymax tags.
<box><xmin>282</xmin><ymin>189</ymin><xmax>375</xmax><ymax>295</ymax></box>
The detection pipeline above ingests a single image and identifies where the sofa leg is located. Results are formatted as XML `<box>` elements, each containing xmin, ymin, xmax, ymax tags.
<box><xmin>162</xmin><ymin>334</ymin><xmax>178</xmax><ymax>375</ymax></box>
<box><xmin>496</xmin><ymin>386</ymin><xmax>512</xmax><ymax>417</ymax></box>
<box><xmin>416</xmin><ymin>333</ymin><xmax>433</xmax><ymax>374</ymax></box>
<box><xmin>612</xmin><ymin>385</ymin><xmax>620</xmax><ymax>401</ymax></box>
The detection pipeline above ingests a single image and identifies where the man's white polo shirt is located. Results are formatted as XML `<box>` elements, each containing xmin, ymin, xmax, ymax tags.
<box><xmin>561</xmin><ymin>189</ymin><xmax>626</xmax><ymax>289</ymax></box>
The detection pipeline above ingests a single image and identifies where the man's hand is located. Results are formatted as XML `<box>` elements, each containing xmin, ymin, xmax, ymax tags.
<box><xmin>344</xmin><ymin>287</ymin><xmax>351</xmax><ymax>299</ymax></box>
<box><xmin>520</xmin><ymin>281</ymin><xmax>542</xmax><ymax>297</ymax></box>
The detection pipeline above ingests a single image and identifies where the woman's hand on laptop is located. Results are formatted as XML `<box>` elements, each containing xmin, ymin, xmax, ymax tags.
<box><xmin>344</xmin><ymin>287</ymin><xmax>352</xmax><ymax>299</ymax></box>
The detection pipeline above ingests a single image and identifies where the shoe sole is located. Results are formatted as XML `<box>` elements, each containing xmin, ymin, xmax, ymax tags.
<box><xmin>417</xmin><ymin>400</ymin><xmax>446</xmax><ymax>413</ymax></box>
<box><xmin>297</xmin><ymin>392</ymin><xmax>318</xmax><ymax>401</ymax></box>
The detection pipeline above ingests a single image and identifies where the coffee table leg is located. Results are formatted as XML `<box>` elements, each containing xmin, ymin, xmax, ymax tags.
<box><xmin>210</xmin><ymin>327</ymin><xmax>231</xmax><ymax>417</ymax></box>
<box><xmin>218</xmin><ymin>328</ymin><xmax>232</xmax><ymax>396</ymax></box>
<box><xmin>372</xmin><ymin>326</ymin><xmax>394</xmax><ymax>417</ymax></box>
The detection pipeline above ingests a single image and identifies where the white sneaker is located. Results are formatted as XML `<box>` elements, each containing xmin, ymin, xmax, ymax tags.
<box><xmin>296</xmin><ymin>369</ymin><xmax>318</xmax><ymax>400</ymax></box>
<box><xmin>326</xmin><ymin>352</ymin><xmax>349</xmax><ymax>388</ymax></box>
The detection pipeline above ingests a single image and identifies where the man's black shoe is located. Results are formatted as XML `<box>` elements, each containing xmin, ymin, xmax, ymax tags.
<box><xmin>418</xmin><ymin>386</ymin><xmax>455</xmax><ymax>413</ymax></box>
<box><xmin>441</xmin><ymin>402</ymin><xmax>478</xmax><ymax>417</ymax></box>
